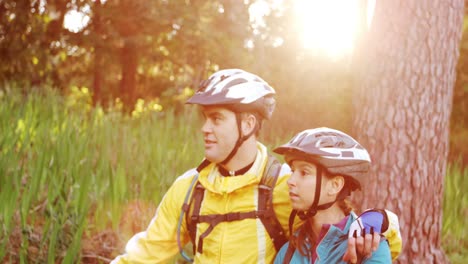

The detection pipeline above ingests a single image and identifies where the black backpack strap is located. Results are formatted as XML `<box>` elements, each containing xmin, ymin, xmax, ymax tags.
<box><xmin>184</xmin><ymin>160</ymin><xmax>211</xmax><ymax>255</ymax></box>
<box><xmin>258</xmin><ymin>155</ymin><xmax>288</xmax><ymax>251</ymax></box>
<box><xmin>186</xmin><ymin>181</ymin><xmax>205</xmax><ymax>254</ymax></box>
<box><xmin>195</xmin><ymin>211</ymin><xmax>258</xmax><ymax>253</ymax></box>
<box><xmin>184</xmin><ymin>155</ymin><xmax>287</xmax><ymax>255</ymax></box>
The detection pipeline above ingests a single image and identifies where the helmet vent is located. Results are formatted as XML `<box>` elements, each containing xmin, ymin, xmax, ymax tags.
<box><xmin>225</xmin><ymin>78</ymin><xmax>246</xmax><ymax>89</ymax></box>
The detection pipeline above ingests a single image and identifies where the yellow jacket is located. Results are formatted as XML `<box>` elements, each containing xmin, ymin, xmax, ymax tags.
<box><xmin>111</xmin><ymin>142</ymin><xmax>402</xmax><ymax>263</ymax></box>
<box><xmin>111</xmin><ymin>143</ymin><xmax>292</xmax><ymax>264</ymax></box>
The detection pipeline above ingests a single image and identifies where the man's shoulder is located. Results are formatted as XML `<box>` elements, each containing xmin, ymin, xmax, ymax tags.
<box><xmin>164</xmin><ymin>168</ymin><xmax>200</xmax><ymax>198</ymax></box>
<box><xmin>174</xmin><ymin>168</ymin><xmax>199</xmax><ymax>184</ymax></box>
<box><xmin>265</xmin><ymin>153</ymin><xmax>290</xmax><ymax>173</ymax></box>
<box><xmin>278</xmin><ymin>162</ymin><xmax>291</xmax><ymax>177</ymax></box>
<box><xmin>262</xmin><ymin>156</ymin><xmax>290</xmax><ymax>190</ymax></box>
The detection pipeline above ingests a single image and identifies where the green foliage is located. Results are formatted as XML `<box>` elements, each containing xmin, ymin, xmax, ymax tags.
<box><xmin>442</xmin><ymin>162</ymin><xmax>468</xmax><ymax>264</ymax></box>
<box><xmin>0</xmin><ymin>88</ymin><xmax>203</xmax><ymax>262</ymax></box>
<box><xmin>0</xmin><ymin>0</ymin><xmax>254</xmax><ymax>106</ymax></box>
<box><xmin>0</xmin><ymin>0</ymin><xmax>71</xmax><ymax>87</ymax></box>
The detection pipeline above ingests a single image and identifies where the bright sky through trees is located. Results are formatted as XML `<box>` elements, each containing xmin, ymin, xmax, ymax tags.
<box><xmin>63</xmin><ymin>2</ymin><xmax>97</xmax><ymax>33</ymax></box>
<box><xmin>294</xmin><ymin>0</ymin><xmax>367</xmax><ymax>59</ymax></box>
<box><xmin>63</xmin><ymin>7</ymin><xmax>90</xmax><ymax>33</ymax></box>
<box><xmin>63</xmin><ymin>0</ymin><xmax>375</xmax><ymax>58</ymax></box>
<box><xmin>249</xmin><ymin>0</ymin><xmax>375</xmax><ymax>59</ymax></box>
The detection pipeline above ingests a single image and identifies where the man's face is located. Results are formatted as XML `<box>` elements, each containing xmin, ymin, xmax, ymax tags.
<box><xmin>201</xmin><ymin>106</ymin><xmax>239</xmax><ymax>163</ymax></box>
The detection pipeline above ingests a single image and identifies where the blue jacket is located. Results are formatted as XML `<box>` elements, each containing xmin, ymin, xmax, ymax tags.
<box><xmin>274</xmin><ymin>212</ymin><xmax>392</xmax><ymax>264</ymax></box>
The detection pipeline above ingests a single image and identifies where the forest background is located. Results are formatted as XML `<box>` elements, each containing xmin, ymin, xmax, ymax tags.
<box><xmin>1</xmin><ymin>0</ymin><xmax>467</xmax><ymax>263</ymax></box>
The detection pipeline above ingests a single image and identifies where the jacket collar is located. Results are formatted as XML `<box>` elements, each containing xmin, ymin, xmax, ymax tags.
<box><xmin>197</xmin><ymin>142</ymin><xmax>269</xmax><ymax>194</ymax></box>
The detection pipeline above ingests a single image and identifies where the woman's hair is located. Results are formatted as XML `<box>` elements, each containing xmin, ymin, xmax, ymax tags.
<box><xmin>291</xmin><ymin>195</ymin><xmax>355</xmax><ymax>256</ymax></box>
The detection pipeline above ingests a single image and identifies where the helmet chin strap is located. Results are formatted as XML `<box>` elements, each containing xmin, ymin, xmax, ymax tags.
<box><xmin>288</xmin><ymin>166</ymin><xmax>340</xmax><ymax>234</ymax></box>
<box><xmin>301</xmin><ymin>166</ymin><xmax>339</xmax><ymax>219</ymax></box>
<box><xmin>220</xmin><ymin>112</ymin><xmax>257</xmax><ymax>166</ymax></box>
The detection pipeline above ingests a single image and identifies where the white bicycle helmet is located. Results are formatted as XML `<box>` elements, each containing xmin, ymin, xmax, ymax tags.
<box><xmin>274</xmin><ymin>127</ymin><xmax>371</xmax><ymax>219</ymax></box>
<box><xmin>274</xmin><ymin>127</ymin><xmax>371</xmax><ymax>190</ymax></box>
<box><xmin>186</xmin><ymin>69</ymin><xmax>276</xmax><ymax>119</ymax></box>
<box><xmin>187</xmin><ymin>69</ymin><xmax>276</xmax><ymax>165</ymax></box>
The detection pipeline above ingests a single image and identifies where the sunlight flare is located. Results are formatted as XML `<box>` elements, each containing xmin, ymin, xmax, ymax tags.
<box><xmin>63</xmin><ymin>8</ymin><xmax>90</xmax><ymax>33</ymax></box>
<box><xmin>294</xmin><ymin>0</ymin><xmax>360</xmax><ymax>59</ymax></box>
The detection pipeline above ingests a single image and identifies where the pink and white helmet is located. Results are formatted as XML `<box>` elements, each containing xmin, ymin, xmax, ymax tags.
<box><xmin>186</xmin><ymin>69</ymin><xmax>276</xmax><ymax>119</ymax></box>
<box><xmin>274</xmin><ymin>127</ymin><xmax>371</xmax><ymax>191</ymax></box>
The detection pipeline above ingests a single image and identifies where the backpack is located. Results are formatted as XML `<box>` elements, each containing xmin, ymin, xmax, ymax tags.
<box><xmin>179</xmin><ymin>155</ymin><xmax>288</xmax><ymax>260</ymax></box>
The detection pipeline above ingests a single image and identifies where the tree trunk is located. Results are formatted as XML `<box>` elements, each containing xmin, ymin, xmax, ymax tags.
<box><xmin>351</xmin><ymin>0</ymin><xmax>464</xmax><ymax>263</ymax></box>
<box><xmin>93</xmin><ymin>0</ymin><xmax>104</xmax><ymax>105</ymax></box>
<box><xmin>93</xmin><ymin>43</ymin><xmax>103</xmax><ymax>105</ymax></box>
<box><xmin>120</xmin><ymin>39</ymin><xmax>138</xmax><ymax>108</ymax></box>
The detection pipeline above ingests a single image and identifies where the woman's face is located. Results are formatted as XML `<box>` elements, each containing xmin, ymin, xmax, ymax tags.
<box><xmin>287</xmin><ymin>160</ymin><xmax>328</xmax><ymax>211</ymax></box>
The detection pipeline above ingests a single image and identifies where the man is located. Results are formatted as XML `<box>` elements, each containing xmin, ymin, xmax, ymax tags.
<box><xmin>111</xmin><ymin>69</ymin><xmax>400</xmax><ymax>263</ymax></box>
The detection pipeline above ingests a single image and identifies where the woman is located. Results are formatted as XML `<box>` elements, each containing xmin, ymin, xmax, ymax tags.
<box><xmin>273</xmin><ymin>127</ymin><xmax>392</xmax><ymax>263</ymax></box>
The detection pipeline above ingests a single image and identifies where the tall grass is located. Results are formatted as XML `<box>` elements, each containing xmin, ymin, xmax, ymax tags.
<box><xmin>0</xmin><ymin>88</ymin><xmax>466</xmax><ymax>263</ymax></box>
<box><xmin>0</xmin><ymin>88</ymin><xmax>203</xmax><ymax>263</ymax></box>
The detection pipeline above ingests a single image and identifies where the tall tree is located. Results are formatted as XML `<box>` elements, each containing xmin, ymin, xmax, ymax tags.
<box><xmin>0</xmin><ymin>0</ymin><xmax>68</xmax><ymax>87</ymax></box>
<box><xmin>351</xmin><ymin>0</ymin><xmax>464</xmax><ymax>262</ymax></box>
<box><xmin>108</xmin><ymin>0</ymin><xmax>171</xmax><ymax>107</ymax></box>
<box><xmin>91</xmin><ymin>0</ymin><xmax>104</xmax><ymax>104</ymax></box>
